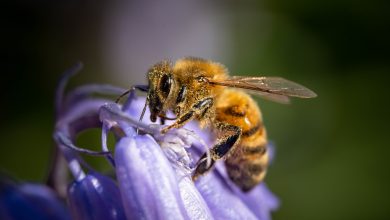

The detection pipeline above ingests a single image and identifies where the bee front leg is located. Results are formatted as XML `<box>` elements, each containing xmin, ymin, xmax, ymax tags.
<box><xmin>192</xmin><ymin>123</ymin><xmax>242</xmax><ymax>181</ymax></box>
<box><xmin>161</xmin><ymin>97</ymin><xmax>213</xmax><ymax>134</ymax></box>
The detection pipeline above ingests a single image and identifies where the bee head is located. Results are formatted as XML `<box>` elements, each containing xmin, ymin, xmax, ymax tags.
<box><xmin>146</xmin><ymin>60</ymin><xmax>174</xmax><ymax>122</ymax></box>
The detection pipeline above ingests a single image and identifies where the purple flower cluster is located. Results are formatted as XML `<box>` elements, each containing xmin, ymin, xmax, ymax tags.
<box><xmin>1</xmin><ymin>64</ymin><xmax>279</xmax><ymax>220</ymax></box>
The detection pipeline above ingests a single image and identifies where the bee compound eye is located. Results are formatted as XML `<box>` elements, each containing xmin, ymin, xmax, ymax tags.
<box><xmin>160</xmin><ymin>74</ymin><xmax>172</xmax><ymax>96</ymax></box>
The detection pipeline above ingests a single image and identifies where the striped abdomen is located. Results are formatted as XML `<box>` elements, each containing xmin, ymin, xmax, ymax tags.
<box><xmin>215</xmin><ymin>89</ymin><xmax>269</xmax><ymax>192</ymax></box>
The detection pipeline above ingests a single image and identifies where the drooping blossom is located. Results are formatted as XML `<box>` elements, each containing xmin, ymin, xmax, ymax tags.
<box><xmin>1</xmin><ymin>64</ymin><xmax>279</xmax><ymax>220</ymax></box>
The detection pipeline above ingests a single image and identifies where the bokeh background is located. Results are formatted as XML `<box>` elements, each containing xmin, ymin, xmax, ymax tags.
<box><xmin>2</xmin><ymin>0</ymin><xmax>389</xmax><ymax>219</ymax></box>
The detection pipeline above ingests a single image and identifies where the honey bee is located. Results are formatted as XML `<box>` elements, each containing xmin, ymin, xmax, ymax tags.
<box><xmin>119</xmin><ymin>57</ymin><xmax>317</xmax><ymax>191</ymax></box>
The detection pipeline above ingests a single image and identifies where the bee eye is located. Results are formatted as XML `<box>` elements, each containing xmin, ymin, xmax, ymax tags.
<box><xmin>160</xmin><ymin>74</ymin><xmax>172</xmax><ymax>96</ymax></box>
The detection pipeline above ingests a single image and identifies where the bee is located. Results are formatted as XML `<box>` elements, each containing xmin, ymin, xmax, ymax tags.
<box><xmin>119</xmin><ymin>57</ymin><xmax>317</xmax><ymax>191</ymax></box>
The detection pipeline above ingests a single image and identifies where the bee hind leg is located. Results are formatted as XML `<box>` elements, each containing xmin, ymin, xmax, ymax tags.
<box><xmin>192</xmin><ymin>123</ymin><xmax>241</xmax><ymax>181</ymax></box>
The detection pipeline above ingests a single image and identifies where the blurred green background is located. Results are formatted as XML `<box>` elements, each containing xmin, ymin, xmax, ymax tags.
<box><xmin>2</xmin><ymin>0</ymin><xmax>389</xmax><ymax>219</ymax></box>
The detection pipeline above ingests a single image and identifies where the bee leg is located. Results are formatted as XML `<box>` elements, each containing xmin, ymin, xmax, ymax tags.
<box><xmin>161</xmin><ymin>110</ymin><xmax>194</xmax><ymax>133</ymax></box>
<box><xmin>161</xmin><ymin>97</ymin><xmax>213</xmax><ymax>133</ymax></box>
<box><xmin>192</xmin><ymin>123</ymin><xmax>241</xmax><ymax>181</ymax></box>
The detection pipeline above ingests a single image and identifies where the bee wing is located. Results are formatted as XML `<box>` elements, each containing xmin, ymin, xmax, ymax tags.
<box><xmin>208</xmin><ymin>76</ymin><xmax>317</xmax><ymax>103</ymax></box>
<box><xmin>245</xmin><ymin>90</ymin><xmax>291</xmax><ymax>104</ymax></box>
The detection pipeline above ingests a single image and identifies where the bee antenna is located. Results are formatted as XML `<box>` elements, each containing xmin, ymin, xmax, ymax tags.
<box><xmin>115</xmin><ymin>89</ymin><xmax>131</xmax><ymax>103</ymax></box>
<box><xmin>137</xmin><ymin>96</ymin><xmax>149</xmax><ymax>134</ymax></box>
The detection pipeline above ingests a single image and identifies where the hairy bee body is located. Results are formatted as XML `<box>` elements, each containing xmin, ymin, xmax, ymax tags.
<box><xmin>139</xmin><ymin>57</ymin><xmax>316</xmax><ymax>191</ymax></box>
<box><xmin>216</xmin><ymin>89</ymin><xmax>268</xmax><ymax>191</ymax></box>
<box><xmin>175</xmin><ymin>59</ymin><xmax>269</xmax><ymax>190</ymax></box>
<box><xmin>146</xmin><ymin>57</ymin><xmax>268</xmax><ymax>191</ymax></box>
<box><xmin>170</xmin><ymin>58</ymin><xmax>227</xmax><ymax>128</ymax></box>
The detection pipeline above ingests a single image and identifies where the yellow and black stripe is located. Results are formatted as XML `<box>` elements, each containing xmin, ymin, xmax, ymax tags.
<box><xmin>215</xmin><ymin>89</ymin><xmax>269</xmax><ymax>192</ymax></box>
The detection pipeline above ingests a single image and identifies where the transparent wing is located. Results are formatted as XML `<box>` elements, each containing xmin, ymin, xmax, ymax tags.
<box><xmin>246</xmin><ymin>90</ymin><xmax>291</xmax><ymax>104</ymax></box>
<box><xmin>208</xmin><ymin>76</ymin><xmax>317</xmax><ymax>103</ymax></box>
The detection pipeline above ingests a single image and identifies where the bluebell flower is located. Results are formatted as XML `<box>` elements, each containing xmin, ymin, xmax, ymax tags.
<box><xmin>99</xmin><ymin>95</ymin><xmax>279</xmax><ymax>220</ymax></box>
<box><xmin>2</xmin><ymin>64</ymin><xmax>279</xmax><ymax>219</ymax></box>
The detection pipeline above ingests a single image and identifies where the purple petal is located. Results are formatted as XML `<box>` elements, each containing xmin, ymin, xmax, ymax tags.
<box><xmin>233</xmin><ymin>183</ymin><xmax>279</xmax><ymax>220</ymax></box>
<box><xmin>56</xmin><ymin>62</ymin><xmax>83</xmax><ymax>117</ymax></box>
<box><xmin>115</xmin><ymin>135</ymin><xmax>189</xmax><ymax>219</ymax></box>
<box><xmin>56</xmin><ymin>99</ymin><xmax>108</xmax><ymax>132</ymax></box>
<box><xmin>176</xmin><ymin>172</ymin><xmax>213</xmax><ymax>220</ymax></box>
<box><xmin>0</xmin><ymin>183</ymin><xmax>70</xmax><ymax>220</ymax></box>
<box><xmin>67</xmin><ymin>172</ymin><xmax>126</xmax><ymax>220</ymax></box>
<box><xmin>195</xmin><ymin>171</ymin><xmax>258</xmax><ymax>220</ymax></box>
<box><xmin>64</xmin><ymin>84</ymin><xmax>126</xmax><ymax>109</ymax></box>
